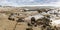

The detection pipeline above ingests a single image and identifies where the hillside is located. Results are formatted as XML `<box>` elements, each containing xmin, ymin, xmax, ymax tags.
<box><xmin>0</xmin><ymin>6</ymin><xmax>60</xmax><ymax>30</ymax></box>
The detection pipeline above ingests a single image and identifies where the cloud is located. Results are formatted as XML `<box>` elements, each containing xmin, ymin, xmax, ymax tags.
<box><xmin>45</xmin><ymin>1</ymin><xmax>60</xmax><ymax>7</ymax></box>
<box><xmin>0</xmin><ymin>0</ymin><xmax>18</xmax><ymax>6</ymax></box>
<box><xmin>0</xmin><ymin>0</ymin><xmax>60</xmax><ymax>7</ymax></box>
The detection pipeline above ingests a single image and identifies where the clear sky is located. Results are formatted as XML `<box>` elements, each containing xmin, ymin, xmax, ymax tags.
<box><xmin>0</xmin><ymin>0</ymin><xmax>60</xmax><ymax>7</ymax></box>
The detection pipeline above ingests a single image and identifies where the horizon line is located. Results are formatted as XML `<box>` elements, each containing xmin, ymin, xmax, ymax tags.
<box><xmin>0</xmin><ymin>5</ymin><xmax>60</xmax><ymax>7</ymax></box>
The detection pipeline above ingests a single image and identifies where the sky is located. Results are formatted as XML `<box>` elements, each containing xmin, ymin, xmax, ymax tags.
<box><xmin>0</xmin><ymin>0</ymin><xmax>60</xmax><ymax>7</ymax></box>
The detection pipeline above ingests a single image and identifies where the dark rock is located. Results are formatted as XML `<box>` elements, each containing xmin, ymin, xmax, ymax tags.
<box><xmin>26</xmin><ymin>28</ymin><xmax>33</xmax><ymax>30</ymax></box>
<box><xmin>16</xmin><ymin>18</ymin><xmax>24</xmax><ymax>22</ymax></box>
